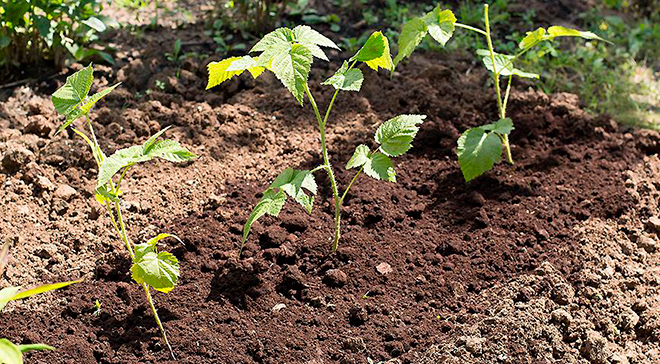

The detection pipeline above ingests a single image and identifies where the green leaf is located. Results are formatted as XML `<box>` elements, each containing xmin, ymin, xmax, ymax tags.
<box><xmin>145</xmin><ymin>139</ymin><xmax>197</xmax><ymax>162</ymax></box>
<box><xmin>0</xmin><ymin>287</ymin><xmax>21</xmax><ymax>311</ymax></box>
<box><xmin>206</xmin><ymin>57</ymin><xmax>246</xmax><ymax>89</ymax></box>
<box><xmin>363</xmin><ymin>153</ymin><xmax>396</xmax><ymax>182</ymax></box>
<box><xmin>251</xmin><ymin>28</ymin><xmax>293</xmax><ymax>54</ymax></box>
<box><xmin>352</xmin><ymin>31</ymin><xmax>393</xmax><ymax>71</ymax></box>
<box><xmin>375</xmin><ymin>114</ymin><xmax>426</xmax><ymax>157</ymax></box>
<box><xmin>457</xmin><ymin>127</ymin><xmax>503</xmax><ymax>182</ymax></box>
<box><xmin>321</xmin><ymin>61</ymin><xmax>364</xmax><ymax>91</ymax></box>
<box><xmin>224</xmin><ymin>55</ymin><xmax>265</xmax><ymax>78</ymax></box>
<box><xmin>346</xmin><ymin>144</ymin><xmax>370</xmax><ymax>169</ymax></box>
<box><xmin>95</xmin><ymin>145</ymin><xmax>145</xmax><ymax>188</ymax></box>
<box><xmin>52</xmin><ymin>64</ymin><xmax>93</xmax><ymax>115</ymax></box>
<box><xmin>482</xmin><ymin>118</ymin><xmax>514</xmax><ymax>135</ymax></box>
<box><xmin>17</xmin><ymin>343</ymin><xmax>55</xmax><ymax>353</ymax></box>
<box><xmin>424</xmin><ymin>7</ymin><xmax>456</xmax><ymax>46</ymax></box>
<box><xmin>10</xmin><ymin>280</ymin><xmax>82</xmax><ymax>301</ymax></box>
<box><xmin>79</xmin><ymin>83</ymin><xmax>120</xmax><ymax>114</ymax></box>
<box><xmin>476</xmin><ymin>49</ymin><xmax>539</xmax><ymax>79</ymax></box>
<box><xmin>394</xmin><ymin>6</ymin><xmax>455</xmax><ymax>68</ymax></box>
<box><xmin>292</xmin><ymin>25</ymin><xmax>339</xmax><ymax>50</ymax></box>
<box><xmin>33</xmin><ymin>15</ymin><xmax>51</xmax><ymax>38</ymax></box>
<box><xmin>94</xmin><ymin>185</ymin><xmax>120</xmax><ymax>205</ymax></box>
<box><xmin>0</xmin><ymin>339</ymin><xmax>22</xmax><ymax>364</ymax></box>
<box><xmin>393</xmin><ymin>18</ymin><xmax>427</xmax><ymax>68</ymax></box>
<box><xmin>96</xmin><ymin>134</ymin><xmax>195</xmax><ymax>188</ymax></box>
<box><xmin>82</xmin><ymin>17</ymin><xmax>106</xmax><ymax>32</ymax></box>
<box><xmin>547</xmin><ymin>25</ymin><xmax>606</xmax><ymax>42</ymax></box>
<box><xmin>243</xmin><ymin>189</ymin><xmax>287</xmax><ymax>244</ymax></box>
<box><xmin>268</xmin><ymin>43</ymin><xmax>313</xmax><ymax>105</ymax></box>
<box><xmin>146</xmin><ymin>233</ymin><xmax>182</xmax><ymax>248</ymax></box>
<box><xmin>133</xmin><ymin>243</ymin><xmax>155</xmax><ymax>262</ymax></box>
<box><xmin>519</xmin><ymin>27</ymin><xmax>547</xmax><ymax>50</ymax></box>
<box><xmin>0</xmin><ymin>36</ymin><xmax>11</xmax><ymax>49</ymax></box>
<box><xmin>131</xmin><ymin>251</ymin><xmax>179</xmax><ymax>293</ymax></box>
<box><xmin>270</xmin><ymin>168</ymin><xmax>317</xmax><ymax>213</ymax></box>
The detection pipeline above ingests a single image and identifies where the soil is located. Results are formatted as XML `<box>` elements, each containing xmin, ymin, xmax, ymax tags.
<box><xmin>1</xmin><ymin>1</ymin><xmax>660</xmax><ymax>364</ymax></box>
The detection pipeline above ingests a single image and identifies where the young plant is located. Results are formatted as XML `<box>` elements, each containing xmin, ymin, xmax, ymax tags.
<box><xmin>0</xmin><ymin>242</ymin><xmax>80</xmax><ymax>364</ymax></box>
<box><xmin>207</xmin><ymin>26</ymin><xmax>426</xmax><ymax>252</ymax></box>
<box><xmin>50</xmin><ymin>65</ymin><xmax>196</xmax><ymax>359</ymax></box>
<box><xmin>392</xmin><ymin>4</ymin><xmax>608</xmax><ymax>181</ymax></box>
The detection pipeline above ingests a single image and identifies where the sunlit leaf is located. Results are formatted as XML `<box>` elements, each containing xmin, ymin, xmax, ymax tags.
<box><xmin>346</xmin><ymin>144</ymin><xmax>370</xmax><ymax>169</ymax></box>
<box><xmin>363</xmin><ymin>153</ymin><xmax>396</xmax><ymax>182</ymax></box>
<box><xmin>375</xmin><ymin>114</ymin><xmax>426</xmax><ymax>157</ymax></box>
<box><xmin>131</xmin><ymin>251</ymin><xmax>179</xmax><ymax>293</ymax></box>
<box><xmin>352</xmin><ymin>31</ymin><xmax>393</xmax><ymax>71</ymax></box>
<box><xmin>322</xmin><ymin>61</ymin><xmax>364</xmax><ymax>91</ymax></box>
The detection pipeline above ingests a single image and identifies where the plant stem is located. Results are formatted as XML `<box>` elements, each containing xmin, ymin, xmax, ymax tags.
<box><xmin>483</xmin><ymin>4</ymin><xmax>504</xmax><ymax>120</ymax></box>
<box><xmin>304</xmin><ymin>84</ymin><xmax>342</xmax><ymax>251</ymax></box>
<box><xmin>340</xmin><ymin>166</ymin><xmax>363</xmax><ymax>203</ymax></box>
<box><xmin>484</xmin><ymin>4</ymin><xmax>514</xmax><ymax>164</ymax></box>
<box><xmin>142</xmin><ymin>284</ymin><xmax>175</xmax><ymax>360</ymax></box>
<box><xmin>454</xmin><ymin>22</ymin><xmax>487</xmax><ymax>36</ymax></box>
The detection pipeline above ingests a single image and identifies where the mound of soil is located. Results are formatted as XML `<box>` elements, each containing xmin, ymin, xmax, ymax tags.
<box><xmin>0</xmin><ymin>7</ymin><xmax>659</xmax><ymax>364</ymax></box>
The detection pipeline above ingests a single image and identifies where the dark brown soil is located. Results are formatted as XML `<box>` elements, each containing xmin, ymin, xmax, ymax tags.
<box><xmin>1</xmin><ymin>2</ymin><xmax>659</xmax><ymax>364</ymax></box>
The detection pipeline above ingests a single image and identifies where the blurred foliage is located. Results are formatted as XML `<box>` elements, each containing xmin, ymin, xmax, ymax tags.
<box><xmin>0</xmin><ymin>0</ymin><xmax>117</xmax><ymax>70</ymax></box>
<box><xmin>211</xmin><ymin>0</ymin><xmax>293</xmax><ymax>36</ymax></box>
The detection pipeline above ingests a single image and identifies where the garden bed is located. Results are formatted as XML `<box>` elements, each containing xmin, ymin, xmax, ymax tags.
<box><xmin>0</xmin><ymin>3</ymin><xmax>659</xmax><ymax>364</ymax></box>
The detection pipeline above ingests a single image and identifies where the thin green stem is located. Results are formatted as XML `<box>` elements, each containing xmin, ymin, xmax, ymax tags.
<box><xmin>455</xmin><ymin>22</ymin><xmax>487</xmax><ymax>36</ymax></box>
<box><xmin>340</xmin><ymin>166</ymin><xmax>364</xmax><ymax>203</ymax></box>
<box><xmin>143</xmin><ymin>284</ymin><xmax>175</xmax><ymax>360</ymax></box>
<box><xmin>115</xmin><ymin>166</ymin><xmax>130</xmax><ymax>192</ymax></box>
<box><xmin>484</xmin><ymin>4</ymin><xmax>504</xmax><ymax>120</ymax></box>
<box><xmin>310</xmin><ymin>165</ymin><xmax>327</xmax><ymax>174</ymax></box>
<box><xmin>114</xmin><ymin>201</ymin><xmax>135</xmax><ymax>260</ymax></box>
<box><xmin>304</xmin><ymin>83</ymin><xmax>342</xmax><ymax>251</ymax></box>
<box><xmin>502</xmin><ymin>74</ymin><xmax>513</xmax><ymax>117</ymax></box>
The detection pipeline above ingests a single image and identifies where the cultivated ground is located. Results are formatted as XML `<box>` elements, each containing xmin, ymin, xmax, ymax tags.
<box><xmin>0</xmin><ymin>1</ymin><xmax>659</xmax><ymax>363</ymax></box>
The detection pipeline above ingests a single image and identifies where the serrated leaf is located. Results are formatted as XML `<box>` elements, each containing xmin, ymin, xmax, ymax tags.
<box><xmin>519</xmin><ymin>27</ymin><xmax>547</xmax><ymax>50</ymax></box>
<box><xmin>243</xmin><ymin>189</ymin><xmax>287</xmax><ymax>244</ymax></box>
<box><xmin>79</xmin><ymin>83</ymin><xmax>120</xmax><ymax>114</ymax></box>
<box><xmin>95</xmin><ymin>145</ymin><xmax>145</xmax><ymax>188</ymax></box>
<box><xmin>476</xmin><ymin>49</ymin><xmax>539</xmax><ymax>78</ymax></box>
<box><xmin>375</xmin><ymin>114</ymin><xmax>426</xmax><ymax>157</ymax></box>
<box><xmin>146</xmin><ymin>139</ymin><xmax>197</xmax><ymax>162</ymax></box>
<box><xmin>269</xmin><ymin>43</ymin><xmax>313</xmax><ymax>105</ymax></box>
<box><xmin>425</xmin><ymin>7</ymin><xmax>456</xmax><ymax>46</ymax></box>
<box><xmin>251</xmin><ymin>28</ymin><xmax>293</xmax><ymax>53</ymax></box>
<box><xmin>224</xmin><ymin>55</ymin><xmax>265</xmax><ymax>78</ymax></box>
<box><xmin>322</xmin><ymin>61</ymin><xmax>364</xmax><ymax>91</ymax></box>
<box><xmin>206</xmin><ymin>57</ymin><xmax>245</xmax><ymax>89</ymax></box>
<box><xmin>96</xmin><ymin>135</ymin><xmax>195</xmax><ymax>188</ymax></box>
<box><xmin>270</xmin><ymin>168</ymin><xmax>317</xmax><ymax>213</ymax></box>
<box><xmin>457</xmin><ymin>127</ymin><xmax>502</xmax><ymax>182</ymax></box>
<box><xmin>394</xmin><ymin>7</ymin><xmax>455</xmax><ymax>68</ymax></box>
<box><xmin>352</xmin><ymin>31</ymin><xmax>393</xmax><ymax>71</ymax></box>
<box><xmin>52</xmin><ymin>64</ymin><xmax>93</xmax><ymax>115</ymax></box>
<box><xmin>393</xmin><ymin>18</ymin><xmax>427</xmax><ymax>67</ymax></box>
<box><xmin>363</xmin><ymin>153</ymin><xmax>396</xmax><ymax>182</ymax></box>
<box><xmin>346</xmin><ymin>144</ymin><xmax>370</xmax><ymax>169</ymax></box>
<box><xmin>143</xmin><ymin>126</ymin><xmax>173</xmax><ymax>152</ymax></box>
<box><xmin>292</xmin><ymin>25</ymin><xmax>339</xmax><ymax>50</ymax></box>
<box><xmin>133</xmin><ymin>243</ymin><xmax>155</xmax><ymax>262</ymax></box>
<box><xmin>482</xmin><ymin>118</ymin><xmax>514</xmax><ymax>135</ymax></box>
<box><xmin>94</xmin><ymin>185</ymin><xmax>120</xmax><ymax>205</ymax></box>
<box><xmin>0</xmin><ymin>339</ymin><xmax>22</xmax><ymax>364</ymax></box>
<box><xmin>131</xmin><ymin>251</ymin><xmax>179</xmax><ymax>293</ymax></box>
